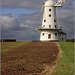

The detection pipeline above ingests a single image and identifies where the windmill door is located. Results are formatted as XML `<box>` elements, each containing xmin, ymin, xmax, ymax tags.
<box><xmin>48</xmin><ymin>34</ymin><xmax>51</xmax><ymax>39</ymax></box>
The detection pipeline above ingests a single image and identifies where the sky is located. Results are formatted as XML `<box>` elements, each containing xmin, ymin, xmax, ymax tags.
<box><xmin>1</xmin><ymin>0</ymin><xmax>74</xmax><ymax>41</ymax></box>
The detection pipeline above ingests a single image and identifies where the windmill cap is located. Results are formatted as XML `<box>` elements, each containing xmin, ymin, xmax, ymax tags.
<box><xmin>45</xmin><ymin>0</ymin><xmax>56</xmax><ymax>6</ymax></box>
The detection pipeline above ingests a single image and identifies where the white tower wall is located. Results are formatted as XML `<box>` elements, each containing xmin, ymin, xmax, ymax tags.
<box><xmin>42</xmin><ymin>7</ymin><xmax>58</xmax><ymax>29</ymax></box>
<box><xmin>40</xmin><ymin>30</ymin><xmax>59</xmax><ymax>41</ymax></box>
<box><xmin>40</xmin><ymin>0</ymin><xmax>59</xmax><ymax>41</ymax></box>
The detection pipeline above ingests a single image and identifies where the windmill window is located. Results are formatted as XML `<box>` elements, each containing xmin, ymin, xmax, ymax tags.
<box><xmin>49</xmin><ymin>14</ymin><xmax>51</xmax><ymax>17</ymax></box>
<box><xmin>49</xmin><ymin>9</ymin><xmax>51</xmax><ymax>11</ymax></box>
<box><xmin>42</xmin><ymin>33</ymin><xmax>45</xmax><ymax>36</ymax></box>
<box><xmin>55</xmin><ymin>25</ymin><xmax>56</xmax><ymax>28</ymax></box>
<box><xmin>62</xmin><ymin>38</ymin><xmax>63</xmax><ymax>41</ymax></box>
<box><xmin>49</xmin><ymin>25</ymin><xmax>51</xmax><ymax>29</ymax></box>
<box><xmin>54</xmin><ymin>20</ymin><xmax>56</xmax><ymax>22</ymax></box>
<box><xmin>44</xmin><ymin>20</ymin><xmax>46</xmax><ymax>22</ymax></box>
<box><xmin>55</xmin><ymin>33</ymin><xmax>57</xmax><ymax>36</ymax></box>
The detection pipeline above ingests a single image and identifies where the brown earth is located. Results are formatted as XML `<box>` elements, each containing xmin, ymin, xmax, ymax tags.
<box><xmin>1</xmin><ymin>42</ymin><xmax>59</xmax><ymax>75</ymax></box>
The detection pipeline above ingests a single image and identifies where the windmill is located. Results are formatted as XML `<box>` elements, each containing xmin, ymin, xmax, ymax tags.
<box><xmin>36</xmin><ymin>0</ymin><xmax>67</xmax><ymax>42</ymax></box>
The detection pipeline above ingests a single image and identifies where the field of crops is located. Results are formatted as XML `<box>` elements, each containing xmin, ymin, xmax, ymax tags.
<box><xmin>1</xmin><ymin>42</ymin><xmax>74</xmax><ymax>75</ymax></box>
<box><xmin>1</xmin><ymin>42</ymin><xmax>59</xmax><ymax>75</ymax></box>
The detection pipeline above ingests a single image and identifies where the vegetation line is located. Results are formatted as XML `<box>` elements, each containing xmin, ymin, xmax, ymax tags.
<box><xmin>43</xmin><ymin>42</ymin><xmax>61</xmax><ymax>75</ymax></box>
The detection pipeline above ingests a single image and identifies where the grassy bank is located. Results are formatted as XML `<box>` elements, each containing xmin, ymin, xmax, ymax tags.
<box><xmin>54</xmin><ymin>42</ymin><xmax>74</xmax><ymax>75</ymax></box>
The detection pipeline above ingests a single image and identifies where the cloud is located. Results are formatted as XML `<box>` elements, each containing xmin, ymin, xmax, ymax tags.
<box><xmin>56</xmin><ymin>8</ymin><xmax>74</xmax><ymax>39</ymax></box>
<box><xmin>1</xmin><ymin>15</ymin><xmax>18</xmax><ymax>30</ymax></box>
<box><xmin>1</xmin><ymin>13</ymin><xmax>41</xmax><ymax>41</ymax></box>
<box><xmin>1</xmin><ymin>0</ymin><xmax>74</xmax><ymax>9</ymax></box>
<box><xmin>1</xmin><ymin>0</ymin><xmax>42</xmax><ymax>9</ymax></box>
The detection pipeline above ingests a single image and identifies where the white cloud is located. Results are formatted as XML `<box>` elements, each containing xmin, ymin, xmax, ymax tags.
<box><xmin>1</xmin><ymin>0</ymin><xmax>74</xmax><ymax>9</ymax></box>
<box><xmin>1</xmin><ymin>0</ymin><xmax>42</xmax><ymax>9</ymax></box>
<box><xmin>1</xmin><ymin>16</ymin><xmax>18</xmax><ymax>29</ymax></box>
<box><xmin>1</xmin><ymin>13</ymin><xmax>41</xmax><ymax>41</ymax></box>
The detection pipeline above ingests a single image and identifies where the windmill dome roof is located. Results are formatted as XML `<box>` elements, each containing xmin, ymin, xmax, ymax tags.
<box><xmin>45</xmin><ymin>0</ymin><xmax>56</xmax><ymax>6</ymax></box>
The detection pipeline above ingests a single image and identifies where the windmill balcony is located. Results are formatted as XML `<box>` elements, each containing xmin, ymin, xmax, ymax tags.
<box><xmin>35</xmin><ymin>26</ymin><xmax>63</xmax><ymax>30</ymax></box>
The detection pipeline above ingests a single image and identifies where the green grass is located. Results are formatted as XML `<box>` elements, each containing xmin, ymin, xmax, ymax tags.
<box><xmin>1</xmin><ymin>42</ymin><xmax>28</xmax><ymax>52</ymax></box>
<box><xmin>54</xmin><ymin>42</ymin><xmax>74</xmax><ymax>75</ymax></box>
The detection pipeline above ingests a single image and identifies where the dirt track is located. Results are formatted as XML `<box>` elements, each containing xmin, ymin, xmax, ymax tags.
<box><xmin>1</xmin><ymin>42</ymin><xmax>59</xmax><ymax>75</ymax></box>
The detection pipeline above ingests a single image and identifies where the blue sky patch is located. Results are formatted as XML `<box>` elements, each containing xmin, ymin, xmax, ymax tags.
<box><xmin>1</xmin><ymin>8</ymin><xmax>39</xmax><ymax>17</ymax></box>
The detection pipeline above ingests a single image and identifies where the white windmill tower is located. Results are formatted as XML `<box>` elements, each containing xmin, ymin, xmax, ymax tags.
<box><xmin>36</xmin><ymin>0</ymin><xmax>66</xmax><ymax>42</ymax></box>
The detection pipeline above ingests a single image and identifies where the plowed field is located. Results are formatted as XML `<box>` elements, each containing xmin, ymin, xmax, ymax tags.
<box><xmin>1</xmin><ymin>42</ymin><xmax>59</xmax><ymax>75</ymax></box>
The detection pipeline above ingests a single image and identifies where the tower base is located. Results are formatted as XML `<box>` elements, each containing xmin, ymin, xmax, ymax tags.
<box><xmin>40</xmin><ymin>40</ymin><xmax>59</xmax><ymax>42</ymax></box>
